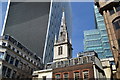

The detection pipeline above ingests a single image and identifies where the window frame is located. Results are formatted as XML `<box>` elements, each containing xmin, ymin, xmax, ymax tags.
<box><xmin>58</xmin><ymin>46</ymin><xmax>63</xmax><ymax>55</ymax></box>
<box><xmin>113</xmin><ymin>19</ymin><xmax>120</xmax><ymax>30</ymax></box>
<box><xmin>82</xmin><ymin>70</ymin><xmax>89</xmax><ymax>80</ymax></box>
<box><xmin>63</xmin><ymin>72</ymin><xmax>69</xmax><ymax>80</ymax></box>
<box><xmin>55</xmin><ymin>74</ymin><xmax>61</xmax><ymax>80</ymax></box>
<box><xmin>109</xmin><ymin>7</ymin><xmax>115</xmax><ymax>15</ymax></box>
<box><xmin>73</xmin><ymin>71</ymin><xmax>80</xmax><ymax>80</ymax></box>
<box><xmin>5</xmin><ymin>54</ymin><xmax>10</xmax><ymax>62</ymax></box>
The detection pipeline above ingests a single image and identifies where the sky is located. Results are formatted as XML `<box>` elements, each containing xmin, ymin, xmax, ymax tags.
<box><xmin>71</xmin><ymin>2</ymin><xmax>95</xmax><ymax>57</ymax></box>
<box><xmin>0</xmin><ymin>2</ymin><xmax>96</xmax><ymax>58</ymax></box>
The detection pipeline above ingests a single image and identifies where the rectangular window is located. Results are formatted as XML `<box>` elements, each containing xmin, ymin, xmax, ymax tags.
<box><xmin>12</xmin><ymin>47</ymin><xmax>15</xmax><ymax>51</ymax></box>
<box><xmin>58</xmin><ymin>46</ymin><xmax>62</xmax><ymax>55</ymax></box>
<box><xmin>55</xmin><ymin>74</ymin><xmax>61</xmax><ymax>80</ymax></box>
<box><xmin>113</xmin><ymin>20</ymin><xmax>120</xmax><ymax>30</ymax></box>
<box><xmin>17</xmin><ymin>50</ymin><xmax>19</xmax><ymax>53</ymax></box>
<box><xmin>42</xmin><ymin>76</ymin><xmax>46</xmax><ymax>80</ymax></box>
<box><xmin>15</xmin><ymin>59</ymin><xmax>19</xmax><ymax>67</ymax></box>
<box><xmin>83</xmin><ymin>70</ymin><xmax>89</xmax><ymax>80</ymax></box>
<box><xmin>6</xmin><ymin>68</ymin><xmax>12</xmax><ymax>78</ymax></box>
<box><xmin>74</xmin><ymin>72</ymin><xmax>79</xmax><ymax>80</ymax></box>
<box><xmin>2</xmin><ymin>42</ymin><xmax>6</xmax><ymax>46</ymax></box>
<box><xmin>5</xmin><ymin>54</ymin><xmax>10</xmax><ymax>62</ymax></box>
<box><xmin>109</xmin><ymin>8</ymin><xmax>115</xmax><ymax>15</ymax></box>
<box><xmin>10</xmin><ymin>56</ymin><xmax>14</xmax><ymax>64</ymax></box>
<box><xmin>64</xmin><ymin>73</ymin><xmax>69</xmax><ymax>80</ymax></box>
<box><xmin>8</xmin><ymin>45</ymin><xmax>11</xmax><ymax>48</ymax></box>
<box><xmin>2</xmin><ymin>66</ymin><xmax>7</xmax><ymax>77</ymax></box>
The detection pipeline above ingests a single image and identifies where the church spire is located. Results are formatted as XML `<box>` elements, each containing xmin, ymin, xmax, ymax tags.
<box><xmin>53</xmin><ymin>11</ymin><xmax>72</xmax><ymax>62</ymax></box>
<box><xmin>57</xmin><ymin>11</ymin><xmax>68</xmax><ymax>43</ymax></box>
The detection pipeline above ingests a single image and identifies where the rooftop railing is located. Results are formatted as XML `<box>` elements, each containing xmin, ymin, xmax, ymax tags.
<box><xmin>45</xmin><ymin>55</ymin><xmax>95</xmax><ymax>69</ymax></box>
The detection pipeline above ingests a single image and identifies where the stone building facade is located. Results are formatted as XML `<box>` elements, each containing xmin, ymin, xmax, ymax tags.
<box><xmin>95</xmin><ymin>1</ymin><xmax>120</xmax><ymax>79</ymax></box>
<box><xmin>0</xmin><ymin>35</ymin><xmax>42</xmax><ymax>80</ymax></box>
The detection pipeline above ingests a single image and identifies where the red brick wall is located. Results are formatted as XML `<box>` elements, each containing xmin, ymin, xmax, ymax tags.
<box><xmin>52</xmin><ymin>63</ymin><xmax>94</xmax><ymax>79</ymax></box>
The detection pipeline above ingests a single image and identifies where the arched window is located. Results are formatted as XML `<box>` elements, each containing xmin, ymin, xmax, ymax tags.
<box><xmin>113</xmin><ymin>19</ymin><xmax>120</xmax><ymax>30</ymax></box>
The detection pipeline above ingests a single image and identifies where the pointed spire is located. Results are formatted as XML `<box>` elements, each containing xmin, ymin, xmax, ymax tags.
<box><xmin>57</xmin><ymin>11</ymin><xmax>68</xmax><ymax>43</ymax></box>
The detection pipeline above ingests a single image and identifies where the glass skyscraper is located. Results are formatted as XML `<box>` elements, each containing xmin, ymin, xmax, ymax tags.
<box><xmin>0</xmin><ymin>0</ymin><xmax>8</xmax><ymax>34</ymax></box>
<box><xmin>84</xmin><ymin>5</ymin><xmax>113</xmax><ymax>59</ymax></box>
<box><xmin>1</xmin><ymin>1</ymin><xmax>72</xmax><ymax>64</ymax></box>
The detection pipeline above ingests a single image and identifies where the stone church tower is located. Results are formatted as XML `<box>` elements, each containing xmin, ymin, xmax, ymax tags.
<box><xmin>53</xmin><ymin>11</ymin><xmax>72</xmax><ymax>62</ymax></box>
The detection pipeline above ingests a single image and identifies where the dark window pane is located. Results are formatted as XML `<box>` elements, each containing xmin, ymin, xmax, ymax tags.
<box><xmin>17</xmin><ymin>50</ymin><xmax>19</xmax><ymax>53</ymax></box>
<box><xmin>10</xmin><ymin>57</ymin><xmax>14</xmax><ymax>64</ymax></box>
<box><xmin>42</xmin><ymin>76</ymin><xmax>46</xmax><ymax>80</ymax></box>
<box><xmin>64</xmin><ymin>73</ymin><xmax>68</xmax><ymax>80</ymax></box>
<box><xmin>58</xmin><ymin>46</ymin><xmax>62</xmax><ymax>55</ymax></box>
<box><xmin>6</xmin><ymin>68</ymin><xmax>12</xmax><ymax>78</ymax></box>
<box><xmin>109</xmin><ymin>8</ymin><xmax>115</xmax><ymax>15</ymax></box>
<box><xmin>4</xmin><ymin>35</ymin><xmax>9</xmax><ymax>40</ymax></box>
<box><xmin>15</xmin><ymin>59</ymin><xmax>19</xmax><ymax>67</ymax></box>
<box><xmin>12</xmin><ymin>47</ymin><xmax>15</xmax><ymax>51</ymax></box>
<box><xmin>113</xmin><ymin>20</ymin><xmax>120</xmax><ymax>30</ymax></box>
<box><xmin>8</xmin><ymin>45</ymin><xmax>11</xmax><ymax>48</ymax></box>
<box><xmin>115</xmin><ymin>5</ymin><xmax>120</xmax><ymax>12</ymax></box>
<box><xmin>2</xmin><ymin>66</ymin><xmax>7</xmax><ymax>77</ymax></box>
<box><xmin>2</xmin><ymin>42</ymin><xmax>6</xmax><ymax>46</ymax></box>
<box><xmin>83</xmin><ymin>70</ymin><xmax>89</xmax><ymax>80</ymax></box>
<box><xmin>5</xmin><ymin>54</ymin><xmax>10</xmax><ymax>62</ymax></box>
<box><xmin>74</xmin><ymin>72</ymin><xmax>79</xmax><ymax>80</ymax></box>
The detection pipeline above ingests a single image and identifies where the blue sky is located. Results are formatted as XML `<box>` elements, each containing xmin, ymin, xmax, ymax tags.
<box><xmin>71</xmin><ymin>2</ymin><xmax>95</xmax><ymax>57</ymax></box>
<box><xmin>0</xmin><ymin>2</ymin><xmax>96</xmax><ymax>58</ymax></box>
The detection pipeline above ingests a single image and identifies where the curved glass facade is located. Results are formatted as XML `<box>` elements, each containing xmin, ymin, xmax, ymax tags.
<box><xmin>3</xmin><ymin>1</ymin><xmax>72</xmax><ymax>64</ymax></box>
<box><xmin>84</xmin><ymin>5</ymin><xmax>113</xmax><ymax>59</ymax></box>
<box><xmin>43</xmin><ymin>2</ymin><xmax>72</xmax><ymax>63</ymax></box>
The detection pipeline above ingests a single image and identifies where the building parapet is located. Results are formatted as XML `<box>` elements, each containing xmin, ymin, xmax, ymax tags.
<box><xmin>44</xmin><ymin>51</ymin><xmax>101</xmax><ymax>70</ymax></box>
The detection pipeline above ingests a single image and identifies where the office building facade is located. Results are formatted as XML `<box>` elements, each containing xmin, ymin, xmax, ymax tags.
<box><xmin>1</xmin><ymin>1</ymin><xmax>72</xmax><ymax>64</ymax></box>
<box><xmin>84</xmin><ymin>5</ymin><xmax>113</xmax><ymax>59</ymax></box>
<box><xmin>0</xmin><ymin>35</ymin><xmax>41</xmax><ymax>79</ymax></box>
